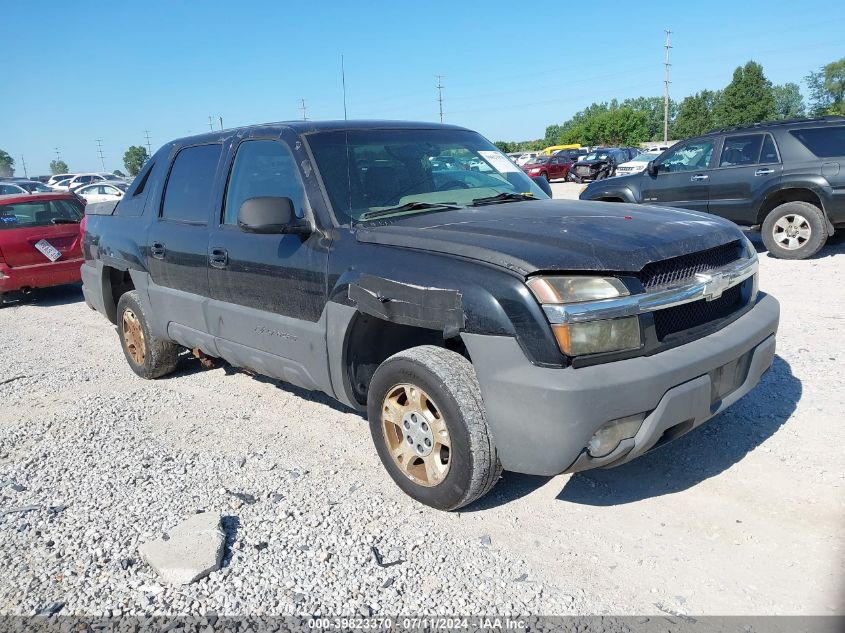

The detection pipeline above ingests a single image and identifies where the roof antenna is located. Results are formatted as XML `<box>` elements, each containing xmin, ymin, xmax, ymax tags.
<box><xmin>341</xmin><ymin>54</ymin><xmax>348</xmax><ymax>121</ymax></box>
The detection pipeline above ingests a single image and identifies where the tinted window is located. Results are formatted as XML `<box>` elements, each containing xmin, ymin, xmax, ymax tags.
<box><xmin>790</xmin><ymin>126</ymin><xmax>845</xmax><ymax>158</ymax></box>
<box><xmin>0</xmin><ymin>184</ymin><xmax>22</xmax><ymax>195</ymax></box>
<box><xmin>656</xmin><ymin>139</ymin><xmax>715</xmax><ymax>173</ymax></box>
<box><xmin>161</xmin><ymin>145</ymin><xmax>221</xmax><ymax>223</ymax></box>
<box><xmin>0</xmin><ymin>199</ymin><xmax>82</xmax><ymax>229</ymax></box>
<box><xmin>760</xmin><ymin>135</ymin><xmax>779</xmax><ymax>164</ymax></box>
<box><xmin>719</xmin><ymin>134</ymin><xmax>763</xmax><ymax>167</ymax></box>
<box><xmin>222</xmin><ymin>140</ymin><xmax>305</xmax><ymax>225</ymax></box>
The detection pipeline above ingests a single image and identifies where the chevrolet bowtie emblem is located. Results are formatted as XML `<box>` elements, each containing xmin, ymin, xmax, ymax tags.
<box><xmin>696</xmin><ymin>272</ymin><xmax>730</xmax><ymax>301</ymax></box>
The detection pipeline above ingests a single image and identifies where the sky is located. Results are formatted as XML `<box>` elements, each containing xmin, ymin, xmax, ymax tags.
<box><xmin>2</xmin><ymin>0</ymin><xmax>843</xmax><ymax>175</ymax></box>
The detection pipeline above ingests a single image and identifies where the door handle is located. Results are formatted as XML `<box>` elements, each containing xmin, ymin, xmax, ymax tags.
<box><xmin>690</xmin><ymin>174</ymin><xmax>709</xmax><ymax>181</ymax></box>
<box><xmin>150</xmin><ymin>242</ymin><xmax>165</xmax><ymax>259</ymax></box>
<box><xmin>209</xmin><ymin>247</ymin><xmax>228</xmax><ymax>269</ymax></box>
<box><xmin>755</xmin><ymin>168</ymin><xmax>775</xmax><ymax>176</ymax></box>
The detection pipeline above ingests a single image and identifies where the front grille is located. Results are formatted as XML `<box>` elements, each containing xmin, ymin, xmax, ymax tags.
<box><xmin>577</xmin><ymin>166</ymin><xmax>592</xmax><ymax>175</ymax></box>
<box><xmin>638</xmin><ymin>240</ymin><xmax>743</xmax><ymax>290</ymax></box>
<box><xmin>653</xmin><ymin>283</ymin><xmax>744</xmax><ymax>341</ymax></box>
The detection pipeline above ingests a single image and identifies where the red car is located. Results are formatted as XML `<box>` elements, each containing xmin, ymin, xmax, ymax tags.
<box><xmin>520</xmin><ymin>154</ymin><xmax>573</xmax><ymax>181</ymax></box>
<box><xmin>0</xmin><ymin>192</ymin><xmax>85</xmax><ymax>303</ymax></box>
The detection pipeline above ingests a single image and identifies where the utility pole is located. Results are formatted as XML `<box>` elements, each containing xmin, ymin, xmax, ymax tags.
<box><xmin>20</xmin><ymin>156</ymin><xmax>28</xmax><ymax>178</ymax></box>
<box><xmin>436</xmin><ymin>75</ymin><xmax>445</xmax><ymax>123</ymax></box>
<box><xmin>663</xmin><ymin>29</ymin><xmax>672</xmax><ymax>143</ymax></box>
<box><xmin>144</xmin><ymin>130</ymin><xmax>152</xmax><ymax>156</ymax></box>
<box><xmin>95</xmin><ymin>139</ymin><xmax>106</xmax><ymax>171</ymax></box>
<box><xmin>208</xmin><ymin>116</ymin><xmax>214</xmax><ymax>131</ymax></box>
<box><xmin>218</xmin><ymin>115</ymin><xmax>223</xmax><ymax>130</ymax></box>
<box><xmin>54</xmin><ymin>148</ymin><xmax>61</xmax><ymax>162</ymax></box>
<box><xmin>299</xmin><ymin>98</ymin><xmax>308</xmax><ymax>121</ymax></box>
<box><xmin>341</xmin><ymin>55</ymin><xmax>348</xmax><ymax>121</ymax></box>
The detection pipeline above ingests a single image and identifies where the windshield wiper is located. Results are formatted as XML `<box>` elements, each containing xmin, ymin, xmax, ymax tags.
<box><xmin>51</xmin><ymin>218</ymin><xmax>80</xmax><ymax>224</ymax></box>
<box><xmin>359</xmin><ymin>201</ymin><xmax>461</xmax><ymax>221</ymax></box>
<box><xmin>470</xmin><ymin>192</ymin><xmax>535</xmax><ymax>206</ymax></box>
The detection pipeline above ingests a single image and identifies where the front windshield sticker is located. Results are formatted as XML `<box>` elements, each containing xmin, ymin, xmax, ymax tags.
<box><xmin>478</xmin><ymin>150</ymin><xmax>520</xmax><ymax>173</ymax></box>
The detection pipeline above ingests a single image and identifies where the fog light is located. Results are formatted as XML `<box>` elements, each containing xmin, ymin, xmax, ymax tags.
<box><xmin>586</xmin><ymin>413</ymin><xmax>646</xmax><ymax>458</ymax></box>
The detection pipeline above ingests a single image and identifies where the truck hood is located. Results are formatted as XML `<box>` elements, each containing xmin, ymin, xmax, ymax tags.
<box><xmin>354</xmin><ymin>199</ymin><xmax>743</xmax><ymax>275</ymax></box>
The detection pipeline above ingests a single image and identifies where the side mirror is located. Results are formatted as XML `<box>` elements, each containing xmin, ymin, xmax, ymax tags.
<box><xmin>532</xmin><ymin>176</ymin><xmax>553</xmax><ymax>197</ymax></box>
<box><xmin>237</xmin><ymin>196</ymin><xmax>311</xmax><ymax>235</ymax></box>
<box><xmin>646</xmin><ymin>160</ymin><xmax>658</xmax><ymax>176</ymax></box>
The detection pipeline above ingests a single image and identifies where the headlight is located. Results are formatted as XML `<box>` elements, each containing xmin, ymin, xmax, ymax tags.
<box><xmin>528</xmin><ymin>276</ymin><xmax>641</xmax><ymax>356</ymax></box>
<box><xmin>551</xmin><ymin>317</ymin><xmax>641</xmax><ymax>356</ymax></box>
<box><xmin>527</xmin><ymin>276</ymin><xmax>629</xmax><ymax>304</ymax></box>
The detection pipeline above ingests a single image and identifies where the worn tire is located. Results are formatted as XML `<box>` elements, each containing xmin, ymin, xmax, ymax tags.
<box><xmin>116</xmin><ymin>290</ymin><xmax>179</xmax><ymax>379</ymax></box>
<box><xmin>761</xmin><ymin>201</ymin><xmax>828</xmax><ymax>260</ymax></box>
<box><xmin>367</xmin><ymin>345</ymin><xmax>501</xmax><ymax>511</ymax></box>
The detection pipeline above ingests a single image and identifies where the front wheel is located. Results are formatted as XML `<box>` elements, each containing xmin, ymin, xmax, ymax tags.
<box><xmin>761</xmin><ymin>201</ymin><xmax>828</xmax><ymax>259</ymax></box>
<box><xmin>367</xmin><ymin>346</ymin><xmax>501</xmax><ymax>510</ymax></box>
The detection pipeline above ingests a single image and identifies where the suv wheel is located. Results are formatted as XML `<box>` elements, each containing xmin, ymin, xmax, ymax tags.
<box><xmin>367</xmin><ymin>345</ymin><xmax>501</xmax><ymax>510</ymax></box>
<box><xmin>116</xmin><ymin>290</ymin><xmax>180</xmax><ymax>379</ymax></box>
<box><xmin>761</xmin><ymin>201</ymin><xmax>828</xmax><ymax>260</ymax></box>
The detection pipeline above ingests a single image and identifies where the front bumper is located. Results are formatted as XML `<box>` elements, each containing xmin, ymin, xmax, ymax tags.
<box><xmin>461</xmin><ymin>293</ymin><xmax>780</xmax><ymax>476</ymax></box>
<box><xmin>0</xmin><ymin>257</ymin><xmax>83</xmax><ymax>293</ymax></box>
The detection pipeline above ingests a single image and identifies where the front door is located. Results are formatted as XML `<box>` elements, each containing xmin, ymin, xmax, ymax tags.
<box><xmin>640</xmin><ymin>137</ymin><xmax>716</xmax><ymax>212</ymax></box>
<box><xmin>206</xmin><ymin>134</ymin><xmax>330</xmax><ymax>391</ymax></box>
<box><xmin>707</xmin><ymin>133</ymin><xmax>783</xmax><ymax>224</ymax></box>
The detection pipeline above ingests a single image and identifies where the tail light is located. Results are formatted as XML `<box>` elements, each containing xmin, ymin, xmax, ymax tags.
<box><xmin>79</xmin><ymin>214</ymin><xmax>88</xmax><ymax>245</ymax></box>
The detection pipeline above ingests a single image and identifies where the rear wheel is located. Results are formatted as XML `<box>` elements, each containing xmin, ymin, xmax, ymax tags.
<box><xmin>761</xmin><ymin>201</ymin><xmax>828</xmax><ymax>260</ymax></box>
<box><xmin>116</xmin><ymin>291</ymin><xmax>179</xmax><ymax>379</ymax></box>
<box><xmin>367</xmin><ymin>346</ymin><xmax>501</xmax><ymax>511</ymax></box>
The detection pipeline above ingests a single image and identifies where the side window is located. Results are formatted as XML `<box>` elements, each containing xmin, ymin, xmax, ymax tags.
<box><xmin>719</xmin><ymin>134</ymin><xmax>764</xmax><ymax>167</ymax></box>
<box><xmin>222</xmin><ymin>139</ymin><xmax>305</xmax><ymax>225</ymax></box>
<box><xmin>161</xmin><ymin>144</ymin><xmax>222</xmax><ymax>224</ymax></box>
<box><xmin>790</xmin><ymin>126</ymin><xmax>845</xmax><ymax>157</ymax></box>
<box><xmin>759</xmin><ymin>135</ymin><xmax>780</xmax><ymax>164</ymax></box>
<box><xmin>656</xmin><ymin>139</ymin><xmax>715</xmax><ymax>173</ymax></box>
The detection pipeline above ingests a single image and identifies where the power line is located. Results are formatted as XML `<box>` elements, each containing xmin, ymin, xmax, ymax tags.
<box><xmin>299</xmin><ymin>98</ymin><xmax>308</xmax><ymax>121</ymax></box>
<box><xmin>144</xmin><ymin>130</ymin><xmax>152</xmax><ymax>156</ymax></box>
<box><xmin>436</xmin><ymin>75</ymin><xmax>444</xmax><ymax>123</ymax></box>
<box><xmin>95</xmin><ymin>139</ymin><xmax>106</xmax><ymax>171</ymax></box>
<box><xmin>663</xmin><ymin>29</ymin><xmax>672</xmax><ymax>143</ymax></box>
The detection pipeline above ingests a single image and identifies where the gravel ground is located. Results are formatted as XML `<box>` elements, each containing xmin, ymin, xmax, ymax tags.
<box><xmin>0</xmin><ymin>209</ymin><xmax>843</xmax><ymax>617</ymax></box>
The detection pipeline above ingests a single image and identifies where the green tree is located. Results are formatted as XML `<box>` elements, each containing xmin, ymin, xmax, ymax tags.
<box><xmin>671</xmin><ymin>90</ymin><xmax>722</xmax><ymax>139</ymax></box>
<box><xmin>113</xmin><ymin>169</ymin><xmax>126</xmax><ymax>178</ymax></box>
<box><xmin>772</xmin><ymin>83</ymin><xmax>805</xmax><ymax>119</ymax></box>
<box><xmin>805</xmin><ymin>57</ymin><xmax>845</xmax><ymax>116</ymax></box>
<box><xmin>0</xmin><ymin>150</ymin><xmax>15</xmax><ymax>177</ymax></box>
<box><xmin>49</xmin><ymin>159</ymin><xmax>68</xmax><ymax>175</ymax></box>
<box><xmin>494</xmin><ymin>141</ymin><xmax>516</xmax><ymax>153</ymax></box>
<box><xmin>123</xmin><ymin>145</ymin><xmax>149</xmax><ymax>176</ymax></box>
<box><xmin>713</xmin><ymin>61</ymin><xmax>775</xmax><ymax>127</ymax></box>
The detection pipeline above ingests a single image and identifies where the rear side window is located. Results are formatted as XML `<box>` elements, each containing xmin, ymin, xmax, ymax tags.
<box><xmin>790</xmin><ymin>126</ymin><xmax>845</xmax><ymax>157</ymax></box>
<box><xmin>222</xmin><ymin>139</ymin><xmax>305</xmax><ymax>225</ymax></box>
<box><xmin>0</xmin><ymin>199</ymin><xmax>82</xmax><ymax>229</ymax></box>
<box><xmin>759</xmin><ymin>134</ymin><xmax>780</xmax><ymax>163</ymax></box>
<box><xmin>161</xmin><ymin>144</ymin><xmax>222</xmax><ymax>224</ymax></box>
<box><xmin>719</xmin><ymin>134</ymin><xmax>763</xmax><ymax>167</ymax></box>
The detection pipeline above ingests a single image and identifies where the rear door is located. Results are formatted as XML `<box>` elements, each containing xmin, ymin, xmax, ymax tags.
<box><xmin>707</xmin><ymin>133</ymin><xmax>782</xmax><ymax>224</ymax></box>
<box><xmin>0</xmin><ymin>198</ymin><xmax>83</xmax><ymax>266</ymax></box>
<box><xmin>639</xmin><ymin>137</ymin><xmax>716</xmax><ymax>212</ymax></box>
<box><xmin>145</xmin><ymin>143</ymin><xmax>222</xmax><ymax>335</ymax></box>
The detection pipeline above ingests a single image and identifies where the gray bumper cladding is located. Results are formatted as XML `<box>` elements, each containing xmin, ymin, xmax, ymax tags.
<box><xmin>461</xmin><ymin>293</ymin><xmax>780</xmax><ymax>476</ymax></box>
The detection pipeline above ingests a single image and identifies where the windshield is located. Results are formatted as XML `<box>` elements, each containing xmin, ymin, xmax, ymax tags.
<box><xmin>525</xmin><ymin>156</ymin><xmax>549</xmax><ymax>165</ymax></box>
<box><xmin>582</xmin><ymin>151</ymin><xmax>611</xmax><ymax>161</ymax></box>
<box><xmin>306</xmin><ymin>129</ymin><xmax>548</xmax><ymax>223</ymax></box>
<box><xmin>632</xmin><ymin>152</ymin><xmax>660</xmax><ymax>162</ymax></box>
<box><xmin>20</xmin><ymin>182</ymin><xmax>54</xmax><ymax>192</ymax></box>
<box><xmin>102</xmin><ymin>174</ymin><xmax>122</xmax><ymax>181</ymax></box>
<box><xmin>0</xmin><ymin>199</ymin><xmax>83</xmax><ymax>229</ymax></box>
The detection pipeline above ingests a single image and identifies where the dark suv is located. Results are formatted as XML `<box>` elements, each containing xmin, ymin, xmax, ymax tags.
<box><xmin>580</xmin><ymin>116</ymin><xmax>845</xmax><ymax>259</ymax></box>
<box><xmin>569</xmin><ymin>148</ymin><xmax>632</xmax><ymax>183</ymax></box>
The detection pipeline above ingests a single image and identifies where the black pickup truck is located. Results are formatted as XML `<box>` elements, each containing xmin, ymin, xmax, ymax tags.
<box><xmin>81</xmin><ymin>121</ymin><xmax>779</xmax><ymax>510</ymax></box>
